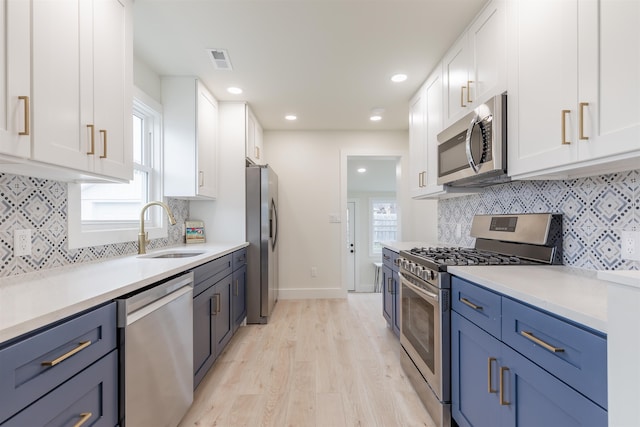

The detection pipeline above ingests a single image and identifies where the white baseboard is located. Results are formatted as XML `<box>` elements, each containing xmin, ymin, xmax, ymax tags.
<box><xmin>356</xmin><ymin>283</ymin><xmax>376</xmax><ymax>293</ymax></box>
<box><xmin>278</xmin><ymin>287</ymin><xmax>348</xmax><ymax>300</ymax></box>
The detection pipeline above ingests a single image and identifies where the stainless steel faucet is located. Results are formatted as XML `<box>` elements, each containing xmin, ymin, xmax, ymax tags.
<box><xmin>138</xmin><ymin>201</ymin><xmax>177</xmax><ymax>254</ymax></box>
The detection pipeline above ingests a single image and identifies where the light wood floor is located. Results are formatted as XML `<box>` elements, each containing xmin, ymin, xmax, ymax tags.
<box><xmin>179</xmin><ymin>293</ymin><xmax>435</xmax><ymax>427</ymax></box>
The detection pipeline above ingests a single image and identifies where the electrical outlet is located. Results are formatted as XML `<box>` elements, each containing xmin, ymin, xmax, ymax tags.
<box><xmin>14</xmin><ymin>229</ymin><xmax>32</xmax><ymax>257</ymax></box>
<box><xmin>621</xmin><ymin>231</ymin><xmax>640</xmax><ymax>261</ymax></box>
<box><xmin>455</xmin><ymin>224</ymin><xmax>462</xmax><ymax>239</ymax></box>
<box><xmin>311</xmin><ymin>267</ymin><xmax>318</xmax><ymax>277</ymax></box>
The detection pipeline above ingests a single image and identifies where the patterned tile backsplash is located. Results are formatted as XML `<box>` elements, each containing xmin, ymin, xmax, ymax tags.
<box><xmin>438</xmin><ymin>169</ymin><xmax>639</xmax><ymax>270</ymax></box>
<box><xmin>0</xmin><ymin>173</ymin><xmax>188</xmax><ymax>277</ymax></box>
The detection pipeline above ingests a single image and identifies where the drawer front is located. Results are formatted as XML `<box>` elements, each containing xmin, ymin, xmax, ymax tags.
<box><xmin>382</xmin><ymin>248</ymin><xmax>399</xmax><ymax>271</ymax></box>
<box><xmin>193</xmin><ymin>254</ymin><xmax>232</xmax><ymax>296</ymax></box>
<box><xmin>502</xmin><ymin>297</ymin><xmax>607</xmax><ymax>409</ymax></box>
<box><xmin>232</xmin><ymin>248</ymin><xmax>247</xmax><ymax>271</ymax></box>
<box><xmin>2</xmin><ymin>350</ymin><xmax>118</xmax><ymax>427</ymax></box>
<box><xmin>452</xmin><ymin>277</ymin><xmax>502</xmax><ymax>339</ymax></box>
<box><xmin>0</xmin><ymin>303</ymin><xmax>116</xmax><ymax>423</ymax></box>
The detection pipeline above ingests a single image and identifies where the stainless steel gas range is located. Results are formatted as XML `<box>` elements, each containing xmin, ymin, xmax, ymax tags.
<box><xmin>398</xmin><ymin>213</ymin><xmax>562</xmax><ymax>427</ymax></box>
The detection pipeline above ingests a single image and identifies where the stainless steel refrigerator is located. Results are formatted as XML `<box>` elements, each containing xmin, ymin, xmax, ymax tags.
<box><xmin>246</xmin><ymin>164</ymin><xmax>279</xmax><ymax>323</ymax></box>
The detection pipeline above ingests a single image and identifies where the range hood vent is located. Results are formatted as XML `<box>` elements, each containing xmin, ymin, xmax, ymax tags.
<box><xmin>207</xmin><ymin>48</ymin><xmax>233</xmax><ymax>71</ymax></box>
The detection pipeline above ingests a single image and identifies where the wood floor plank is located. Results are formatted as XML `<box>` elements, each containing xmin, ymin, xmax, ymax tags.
<box><xmin>179</xmin><ymin>293</ymin><xmax>435</xmax><ymax>427</ymax></box>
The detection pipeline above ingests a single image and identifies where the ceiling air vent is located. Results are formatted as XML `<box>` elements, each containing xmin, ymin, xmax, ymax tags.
<box><xmin>207</xmin><ymin>48</ymin><xmax>233</xmax><ymax>71</ymax></box>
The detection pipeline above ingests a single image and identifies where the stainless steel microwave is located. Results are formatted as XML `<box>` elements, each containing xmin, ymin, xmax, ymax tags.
<box><xmin>437</xmin><ymin>93</ymin><xmax>508</xmax><ymax>187</ymax></box>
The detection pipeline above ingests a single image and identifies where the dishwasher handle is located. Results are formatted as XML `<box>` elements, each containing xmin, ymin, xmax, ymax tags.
<box><xmin>118</xmin><ymin>272</ymin><xmax>194</xmax><ymax>327</ymax></box>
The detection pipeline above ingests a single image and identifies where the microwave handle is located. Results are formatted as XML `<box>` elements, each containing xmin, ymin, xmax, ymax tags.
<box><xmin>465</xmin><ymin>115</ymin><xmax>481</xmax><ymax>173</ymax></box>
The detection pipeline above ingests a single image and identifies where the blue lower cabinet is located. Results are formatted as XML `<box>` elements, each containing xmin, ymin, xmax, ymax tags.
<box><xmin>500</xmin><ymin>344</ymin><xmax>607</xmax><ymax>427</ymax></box>
<box><xmin>232</xmin><ymin>265</ymin><xmax>247</xmax><ymax>333</ymax></box>
<box><xmin>452</xmin><ymin>312</ymin><xmax>502</xmax><ymax>427</ymax></box>
<box><xmin>382</xmin><ymin>264</ymin><xmax>394</xmax><ymax>329</ymax></box>
<box><xmin>392</xmin><ymin>270</ymin><xmax>400</xmax><ymax>336</ymax></box>
<box><xmin>1</xmin><ymin>350</ymin><xmax>118</xmax><ymax>427</ymax></box>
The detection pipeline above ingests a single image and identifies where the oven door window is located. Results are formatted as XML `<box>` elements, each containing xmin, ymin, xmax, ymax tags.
<box><xmin>402</xmin><ymin>283</ymin><xmax>435</xmax><ymax>374</ymax></box>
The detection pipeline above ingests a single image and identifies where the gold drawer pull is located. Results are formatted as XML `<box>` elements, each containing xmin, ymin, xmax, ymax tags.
<box><xmin>235</xmin><ymin>279</ymin><xmax>239</xmax><ymax>296</ymax></box>
<box><xmin>488</xmin><ymin>357</ymin><xmax>497</xmax><ymax>393</ymax></box>
<box><xmin>18</xmin><ymin>96</ymin><xmax>30</xmax><ymax>136</ymax></box>
<box><xmin>460</xmin><ymin>297</ymin><xmax>482</xmax><ymax>310</ymax></box>
<box><xmin>561</xmin><ymin>110</ymin><xmax>571</xmax><ymax>145</ymax></box>
<box><xmin>99</xmin><ymin>129</ymin><xmax>107</xmax><ymax>158</ymax></box>
<box><xmin>460</xmin><ymin>86</ymin><xmax>467</xmax><ymax>107</ymax></box>
<box><xmin>72</xmin><ymin>412</ymin><xmax>92</xmax><ymax>427</ymax></box>
<box><xmin>86</xmin><ymin>124</ymin><xmax>95</xmax><ymax>155</ymax></box>
<box><xmin>499</xmin><ymin>366</ymin><xmax>510</xmax><ymax>405</ymax></box>
<box><xmin>41</xmin><ymin>340</ymin><xmax>92</xmax><ymax>367</ymax></box>
<box><xmin>579</xmin><ymin>102</ymin><xmax>589</xmax><ymax>140</ymax></box>
<box><xmin>467</xmin><ymin>80</ymin><xmax>474</xmax><ymax>103</ymax></box>
<box><xmin>521</xmin><ymin>331</ymin><xmax>565</xmax><ymax>353</ymax></box>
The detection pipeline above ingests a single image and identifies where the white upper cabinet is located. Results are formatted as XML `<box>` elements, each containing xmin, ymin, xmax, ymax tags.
<box><xmin>163</xmin><ymin>77</ymin><xmax>218</xmax><ymax>200</ymax></box>
<box><xmin>246</xmin><ymin>107</ymin><xmax>263</xmax><ymax>164</ymax></box>
<box><xmin>443</xmin><ymin>0</ymin><xmax>506</xmax><ymax>127</ymax></box>
<box><xmin>30</xmin><ymin>0</ymin><xmax>132</xmax><ymax>181</ymax></box>
<box><xmin>0</xmin><ymin>0</ymin><xmax>31</xmax><ymax>159</ymax></box>
<box><xmin>508</xmin><ymin>0</ymin><xmax>640</xmax><ymax>179</ymax></box>
<box><xmin>410</xmin><ymin>66</ymin><xmax>446</xmax><ymax>199</ymax></box>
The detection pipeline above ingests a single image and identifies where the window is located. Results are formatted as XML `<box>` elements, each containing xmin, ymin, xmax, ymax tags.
<box><xmin>68</xmin><ymin>88</ymin><xmax>164</xmax><ymax>248</ymax></box>
<box><xmin>370</xmin><ymin>198</ymin><xmax>398</xmax><ymax>255</ymax></box>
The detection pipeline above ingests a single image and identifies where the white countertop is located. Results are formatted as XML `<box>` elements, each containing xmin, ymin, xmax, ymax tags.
<box><xmin>447</xmin><ymin>265</ymin><xmax>608</xmax><ymax>334</ymax></box>
<box><xmin>0</xmin><ymin>242</ymin><xmax>248</xmax><ymax>344</ymax></box>
<box><xmin>597</xmin><ymin>270</ymin><xmax>640</xmax><ymax>289</ymax></box>
<box><xmin>381</xmin><ymin>241</ymin><xmax>439</xmax><ymax>253</ymax></box>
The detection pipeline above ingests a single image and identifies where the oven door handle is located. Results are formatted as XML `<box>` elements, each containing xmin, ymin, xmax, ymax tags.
<box><xmin>399</xmin><ymin>272</ymin><xmax>439</xmax><ymax>302</ymax></box>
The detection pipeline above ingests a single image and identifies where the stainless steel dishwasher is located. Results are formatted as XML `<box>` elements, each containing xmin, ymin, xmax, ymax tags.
<box><xmin>117</xmin><ymin>272</ymin><xmax>194</xmax><ymax>427</ymax></box>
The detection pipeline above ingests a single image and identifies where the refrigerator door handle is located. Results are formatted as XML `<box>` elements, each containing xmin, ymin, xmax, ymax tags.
<box><xmin>270</xmin><ymin>198</ymin><xmax>278</xmax><ymax>251</ymax></box>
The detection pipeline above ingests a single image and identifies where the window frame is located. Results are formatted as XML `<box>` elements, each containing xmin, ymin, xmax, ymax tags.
<box><xmin>67</xmin><ymin>87</ymin><xmax>166</xmax><ymax>249</ymax></box>
<box><xmin>369</xmin><ymin>197</ymin><xmax>398</xmax><ymax>256</ymax></box>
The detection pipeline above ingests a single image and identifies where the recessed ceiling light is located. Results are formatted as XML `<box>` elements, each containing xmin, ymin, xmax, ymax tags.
<box><xmin>357</xmin><ymin>168</ymin><xmax>367</xmax><ymax>173</ymax></box>
<box><xmin>227</xmin><ymin>87</ymin><xmax>243</xmax><ymax>95</ymax></box>
<box><xmin>285</xmin><ymin>115</ymin><xmax>297</xmax><ymax>121</ymax></box>
<box><xmin>391</xmin><ymin>73</ymin><xmax>408</xmax><ymax>83</ymax></box>
<box><xmin>370</xmin><ymin>115</ymin><xmax>382</xmax><ymax>122</ymax></box>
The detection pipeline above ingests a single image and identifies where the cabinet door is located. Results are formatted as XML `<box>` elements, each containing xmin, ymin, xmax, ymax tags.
<box><xmin>213</xmin><ymin>275</ymin><xmax>233</xmax><ymax>355</ymax></box>
<box><xmin>193</xmin><ymin>284</ymin><xmax>216</xmax><ymax>388</ymax></box>
<box><xmin>577</xmin><ymin>0</ymin><xmax>640</xmax><ymax>161</ymax></box>
<box><xmin>392</xmin><ymin>270</ymin><xmax>401</xmax><ymax>336</ymax></box>
<box><xmin>409</xmin><ymin>88</ymin><xmax>427</xmax><ymax>197</ymax></box>
<box><xmin>452</xmin><ymin>312</ymin><xmax>503</xmax><ymax>427</ymax></box>
<box><xmin>91</xmin><ymin>0</ymin><xmax>132</xmax><ymax>181</ymax></box>
<box><xmin>507</xmin><ymin>0</ymin><xmax>578</xmax><ymax>176</ymax></box>
<box><xmin>468</xmin><ymin>0</ymin><xmax>506</xmax><ymax>106</ymax></box>
<box><xmin>31</xmin><ymin>0</ymin><xmax>89</xmax><ymax>171</ymax></box>
<box><xmin>424</xmin><ymin>68</ymin><xmax>444</xmax><ymax>191</ymax></box>
<box><xmin>0</xmin><ymin>0</ymin><xmax>30</xmax><ymax>158</ymax></box>
<box><xmin>382</xmin><ymin>264</ymin><xmax>393</xmax><ymax>327</ymax></box>
<box><xmin>196</xmin><ymin>82</ymin><xmax>218</xmax><ymax>198</ymax></box>
<box><xmin>232</xmin><ymin>265</ymin><xmax>247</xmax><ymax>332</ymax></box>
<box><xmin>500</xmin><ymin>344</ymin><xmax>608</xmax><ymax>427</ymax></box>
<box><xmin>443</xmin><ymin>36</ymin><xmax>470</xmax><ymax>126</ymax></box>
<box><xmin>246</xmin><ymin>107</ymin><xmax>262</xmax><ymax>163</ymax></box>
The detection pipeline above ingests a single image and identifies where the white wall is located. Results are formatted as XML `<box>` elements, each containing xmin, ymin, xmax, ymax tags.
<box><xmin>264</xmin><ymin>130</ymin><xmax>437</xmax><ymax>299</ymax></box>
<box><xmin>133</xmin><ymin>56</ymin><xmax>162</xmax><ymax>103</ymax></box>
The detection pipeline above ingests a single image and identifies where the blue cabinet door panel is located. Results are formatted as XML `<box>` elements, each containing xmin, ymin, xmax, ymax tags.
<box><xmin>193</xmin><ymin>284</ymin><xmax>216</xmax><ymax>388</ymax></box>
<box><xmin>1</xmin><ymin>350</ymin><xmax>118</xmax><ymax>427</ymax></box>
<box><xmin>232</xmin><ymin>266</ymin><xmax>247</xmax><ymax>333</ymax></box>
<box><xmin>500</xmin><ymin>344</ymin><xmax>607</xmax><ymax>427</ymax></box>
<box><xmin>502</xmin><ymin>298</ymin><xmax>607</xmax><ymax>409</ymax></box>
<box><xmin>452</xmin><ymin>277</ymin><xmax>502</xmax><ymax>339</ymax></box>
<box><xmin>213</xmin><ymin>276</ymin><xmax>233</xmax><ymax>353</ymax></box>
<box><xmin>452</xmin><ymin>312</ymin><xmax>502</xmax><ymax>427</ymax></box>
<box><xmin>0</xmin><ymin>303</ymin><xmax>116</xmax><ymax>423</ymax></box>
<box><xmin>382</xmin><ymin>264</ymin><xmax>393</xmax><ymax>326</ymax></box>
<box><xmin>392</xmin><ymin>270</ymin><xmax>401</xmax><ymax>336</ymax></box>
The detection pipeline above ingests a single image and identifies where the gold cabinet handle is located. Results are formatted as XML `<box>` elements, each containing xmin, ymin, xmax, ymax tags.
<box><xmin>467</xmin><ymin>80</ymin><xmax>474</xmax><ymax>103</ymax></box>
<box><xmin>86</xmin><ymin>124</ymin><xmax>95</xmax><ymax>155</ymax></box>
<box><xmin>255</xmin><ymin>146</ymin><xmax>260</xmax><ymax>159</ymax></box>
<box><xmin>41</xmin><ymin>340</ymin><xmax>92</xmax><ymax>367</ymax></box>
<box><xmin>18</xmin><ymin>96</ymin><xmax>30</xmax><ymax>136</ymax></box>
<box><xmin>199</xmin><ymin>171</ymin><xmax>204</xmax><ymax>187</ymax></box>
<box><xmin>488</xmin><ymin>357</ymin><xmax>497</xmax><ymax>393</ymax></box>
<box><xmin>387</xmin><ymin>277</ymin><xmax>393</xmax><ymax>294</ymax></box>
<box><xmin>460</xmin><ymin>297</ymin><xmax>482</xmax><ymax>310</ymax></box>
<box><xmin>216</xmin><ymin>293</ymin><xmax>221</xmax><ymax>313</ymax></box>
<box><xmin>72</xmin><ymin>412</ymin><xmax>93</xmax><ymax>427</ymax></box>
<box><xmin>99</xmin><ymin>129</ymin><xmax>107</xmax><ymax>158</ymax></box>
<box><xmin>561</xmin><ymin>110</ymin><xmax>571</xmax><ymax>145</ymax></box>
<box><xmin>499</xmin><ymin>366</ymin><xmax>510</xmax><ymax>405</ymax></box>
<box><xmin>235</xmin><ymin>279</ymin><xmax>239</xmax><ymax>296</ymax></box>
<box><xmin>520</xmin><ymin>331</ymin><xmax>565</xmax><ymax>353</ymax></box>
<box><xmin>460</xmin><ymin>86</ymin><xmax>467</xmax><ymax>107</ymax></box>
<box><xmin>579</xmin><ymin>102</ymin><xmax>589</xmax><ymax>140</ymax></box>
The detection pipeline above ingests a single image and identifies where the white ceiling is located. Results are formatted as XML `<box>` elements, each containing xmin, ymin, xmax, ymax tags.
<box><xmin>133</xmin><ymin>0</ymin><xmax>487</xmax><ymax>131</ymax></box>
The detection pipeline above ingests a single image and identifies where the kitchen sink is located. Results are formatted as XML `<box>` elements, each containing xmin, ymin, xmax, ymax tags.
<box><xmin>141</xmin><ymin>251</ymin><xmax>205</xmax><ymax>259</ymax></box>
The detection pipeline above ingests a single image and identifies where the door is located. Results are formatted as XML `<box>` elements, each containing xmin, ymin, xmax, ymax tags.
<box><xmin>346</xmin><ymin>201</ymin><xmax>356</xmax><ymax>291</ymax></box>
